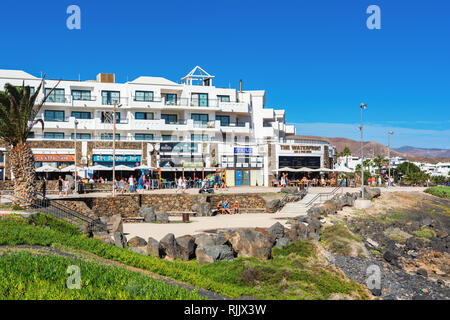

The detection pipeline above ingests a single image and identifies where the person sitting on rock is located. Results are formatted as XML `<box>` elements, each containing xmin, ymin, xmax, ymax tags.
<box><xmin>217</xmin><ymin>200</ymin><xmax>224</xmax><ymax>214</ymax></box>
<box><xmin>222</xmin><ymin>200</ymin><xmax>231</xmax><ymax>214</ymax></box>
<box><xmin>233</xmin><ymin>201</ymin><xmax>240</xmax><ymax>214</ymax></box>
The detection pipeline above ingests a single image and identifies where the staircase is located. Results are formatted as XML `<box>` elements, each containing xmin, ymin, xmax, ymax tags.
<box><xmin>1</xmin><ymin>191</ymin><xmax>107</xmax><ymax>233</ymax></box>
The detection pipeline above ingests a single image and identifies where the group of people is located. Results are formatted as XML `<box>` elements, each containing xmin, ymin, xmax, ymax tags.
<box><xmin>216</xmin><ymin>199</ymin><xmax>240</xmax><ymax>214</ymax></box>
<box><xmin>57</xmin><ymin>176</ymin><xmax>71</xmax><ymax>196</ymax></box>
<box><xmin>113</xmin><ymin>175</ymin><xmax>154</xmax><ymax>194</ymax></box>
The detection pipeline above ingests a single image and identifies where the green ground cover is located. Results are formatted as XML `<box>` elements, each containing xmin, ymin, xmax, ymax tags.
<box><xmin>0</xmin><ymin>250</ymin><xmax>203</xmax><ymax>300</ymax></box>
<box><xmin>0</xmin><ymin>214</ymin><xmax>369</xmax><ymax>300</ymax></box>
<box><xmin>424</xmin><ymin>186</ymin><xmax>450</xmax><ymax>199</ymax></box>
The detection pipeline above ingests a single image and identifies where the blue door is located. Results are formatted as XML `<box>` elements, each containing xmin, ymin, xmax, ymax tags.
<box><xmin>235</xmin><ymin>170</ymin><xmax>242</xmax><ymax>186</ymax></box>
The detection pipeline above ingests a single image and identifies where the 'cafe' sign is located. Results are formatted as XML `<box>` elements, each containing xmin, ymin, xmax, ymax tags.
<box><xmin>34</xmin><ymin>154</ymin><xmax>75</xmax><ymax>162</ymax></box>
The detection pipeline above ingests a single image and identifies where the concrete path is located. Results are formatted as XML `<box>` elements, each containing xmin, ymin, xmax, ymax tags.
<box><xmin>123</xmin><ymin>186</ymin><xmax>427</xmax><ymax>241</ymax></box>
<box><xmin>123</xmin><ymin>210</ymin><xmax>306</xmax><ymax>242</ymax></box>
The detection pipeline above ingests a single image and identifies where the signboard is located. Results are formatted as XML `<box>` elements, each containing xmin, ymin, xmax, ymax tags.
<box><xmin>34</xmin><ymin>154</ymin><xmax>75</xmax><ymax>162</ymax></box>
<box><xmin>182</xmin><ymin>162</ymin><xmax>203</xmax><ymax>168</ymax></box>
<box><xmin>234</xmin><ymin>147</ymin><xmax>252</xmax><ymax>155</ymax></box>
<box><xmin>160</xmin><ymin>142</ymin><xmax>198</xmax><ymax>153</ymax></box>
<box><xmin>279</xmin><ymin>145</ymin><xmax>322</xmax><ymax>155</ymax></box>
<box><xmin>93</xmin><ymin>155</ymin><xmax>141</xmax><ymax>162</ymax></box>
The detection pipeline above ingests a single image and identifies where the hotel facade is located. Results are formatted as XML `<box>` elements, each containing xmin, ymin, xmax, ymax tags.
<box><xmin>0</xmin><ymin>67</ymin><xmax>336</xmax><ymax>186</ymax></box>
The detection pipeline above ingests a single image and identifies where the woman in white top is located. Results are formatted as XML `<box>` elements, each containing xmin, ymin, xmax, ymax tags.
<box><xmin>64</xmin><ymin>178</ymin><xmax>70</xmax><ymax>196</ymax></box>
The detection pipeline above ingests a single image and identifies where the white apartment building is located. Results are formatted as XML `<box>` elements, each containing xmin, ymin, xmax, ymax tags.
<box><xmin>0</xmin><ymin>67</ymin><xmax>335</xmax><ymax>185</ymax></box>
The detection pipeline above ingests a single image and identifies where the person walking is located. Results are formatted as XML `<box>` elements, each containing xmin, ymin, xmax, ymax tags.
<box><xmin>63</xmin><ymin>177</ymin><xmax>70</xmax><ymax>196</ymax></box>
<box><xmin>128</xmin><ymin>175</ymin><xmax>135</xmax><ymax>193</ymax></box>
<box><xmin>58</xmin><ymin>176</ymin><xmax>63</xmax><ymax>196</ymax></box>
<box><xmin>119</xmin><ymin>178</ymin><xmax>125</xmax><ymax>194</ymax></box>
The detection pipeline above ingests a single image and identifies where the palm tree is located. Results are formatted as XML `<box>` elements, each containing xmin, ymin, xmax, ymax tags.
<box><xmin>0</xmin><ymin>78</ymin><xmax>59</xmax><ymax>204</ymax></box>
<box><xmin>373</xmin><ymin>155</ymin><xmax>386</xmax><ymax>174</ymax></box>
<box><xmin>339</xmin><ymin>146</ymin><xmax>351</xmax><ymax>167</ymax></box>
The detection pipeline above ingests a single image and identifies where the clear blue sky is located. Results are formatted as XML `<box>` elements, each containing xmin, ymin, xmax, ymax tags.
<box><xmin>0</xmin><ymin>0</ymin><xmax>448</xmax><ymax>148</ymax></box>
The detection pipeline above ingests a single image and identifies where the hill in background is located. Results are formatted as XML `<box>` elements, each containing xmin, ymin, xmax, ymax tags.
<box><xmin>292</xmin><ymin>135</ymin><xmax>450</xmax><ymax>164</ymax></box>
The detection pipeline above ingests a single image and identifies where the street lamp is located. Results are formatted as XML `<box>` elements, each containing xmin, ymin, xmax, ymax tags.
<box><xmin>360</xmin><ymin>103</ymin><xmax>367</xmax><ymax>199</ymax></box>
<box><xmin>387</xmin><ymin>131</ymin><xmax>394</xmax><ymax>187</ymax></box>
<box><xmin>73</xmin><ymin>120</ymin><xmax>79</xmax><ymax>194</ymax></box>
<box><xmin>112</xmin><ymin>101</ymin><xmax>122</xmax><ymax>196</ymax></box>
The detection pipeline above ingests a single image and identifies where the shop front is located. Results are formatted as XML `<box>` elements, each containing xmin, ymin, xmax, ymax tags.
<box><xmin>92</xmin><ymin>154</ymin><xmax>141</xmax><ymax>168</ymax></box>
<box><xmin>34</xmin><ymin>154</ymin><xmax>75</xmax><ymax>169</ymax></box>
<box><xmin>221</xmin><ymin>146</ymin><xmax>264</xmax><ymax>186</ymax></box>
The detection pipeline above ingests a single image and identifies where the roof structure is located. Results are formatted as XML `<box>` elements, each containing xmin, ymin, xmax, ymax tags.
<box><xmin>0</xmin><ymin>69</ymin><xmax>38</xmax><ymax>80</ymax></box>
<box><xmin>129</xmin><ymin>76</ymin><xmax>179</xmax><ymax>86</ymax></box>
<box><xmin>181</xmin><ymin>66</ymin><xmax>214</xmax><ymax>86</ymax></box>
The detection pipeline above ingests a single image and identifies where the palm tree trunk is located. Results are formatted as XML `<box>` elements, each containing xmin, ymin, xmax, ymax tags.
<box><xmin>10</xmin><ymin>142</ymin><xmax>36</xmax><ymax>206</ymax></box>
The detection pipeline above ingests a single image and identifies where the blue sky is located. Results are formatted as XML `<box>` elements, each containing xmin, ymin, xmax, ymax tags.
<box><xmin>0</xmin><ymin>0</ymin><xmax>449</xmax><ymax>148</ymax></box>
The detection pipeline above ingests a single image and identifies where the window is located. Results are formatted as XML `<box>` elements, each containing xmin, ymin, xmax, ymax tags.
<box><xmin>44</xmin><ymin>132</ymin><xmax>65</xmax><ymax>139</ymax></box>
<box><xmin>72</xmin><ymin>90</ymin><xmax>91</xmax><ymax>101</ymax></box>
<box><xmin>135</xmin><ymin>91</ymin><xmax>154</xmax><ymax>102</ymax></box>
<box><xmin>101</xmin><ymin>111</ymin><xmax>120</xmax><ymax>123</ymax></box>
<box><xmin>71</xmin><ymin>133</ymin><xmax>91</xmax><ymax>140</ymax></box>
<box><xmin>218</xmin><ymin>95</ymin><xmax>230</xmax><ymax>102</ymax></box>
<box><xmin>71</xmin><ymin>111</ymin><xmax>91</xmax><ymax>119</ymax></box>
<box><xmin>45</xmin><ymin>88</ymin><xmax>65</xmax><ymax>103</ymax></box>
<box><xmin>135</xmin><ymin>112</ymin><xmax>154</xmax><ymax>120</ymax></box>
<box><xmin>161</xmin><ymin>114</ymin><xmax>177</xmax><ymax>124</ymax></box>
<box><xmin>102</xmin><ymin>91</ymin><xmax>120</xmax><ymax>105</ymax></box>
<box><xmin>100</xmin><ymin>133</ymin><xmax>120</xmax><ymax>141</ymax></box>
<box><xmin>192</xmin><ymin>113</ymin><xmax>208</xmax><ymax>127</ymax></box>
<box><xmin>164</xmin><ymin>94</ymin><xmax>177</xmax><ymax>105</ymax></box>
<box><xmin>162</xmin><ymin>135</ymin><xmax>172</xmax><ymax>141</ymax></box>
<box><xmin>28</xmin><ymin>132</ymin><xmax>35</xmax><ymax>139</ymax></box>
<box><xmin>192</xmin><ymin>93</ymin><xmax>208</xmax><ymax>106</ymax></box>
<box><xmin>216</xmin><ymin>115</ymin><xmax>230</xmax><ymax>126</ymax></box>
<box><xmin>44</xmin><ymin>110</ymin><xmax>65</xmax><ymax>122</ymax></box>
<box><xmin>191</xmin><ymin>134</ymin><xmax>208</xmax><ymax>142</ymax></box>
<box><xmin>135</xmin><ymin>133</ymin><xmax>154</xmax><ymax>141</ymax></box>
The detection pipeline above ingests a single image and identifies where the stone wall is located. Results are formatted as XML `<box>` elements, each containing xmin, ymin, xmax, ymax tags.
<box><xmin>58</xmin><ymin>193</ymin><xmax>272</xmax><ymax>218</ymax></box>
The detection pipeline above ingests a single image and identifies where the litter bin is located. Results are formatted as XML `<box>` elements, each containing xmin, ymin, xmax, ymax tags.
<box><xmin>182</xmin><ymin>212</ymin><xmax>190</xmax><ymax>223</ymax></box>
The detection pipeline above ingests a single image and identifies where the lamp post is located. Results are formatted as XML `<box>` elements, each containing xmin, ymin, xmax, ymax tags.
<box><xmin>73</xmin><ymin>120</ymin><xmax>79</xmax><ymax>194</ymax></box>
<box><xmin>112</xmin><ymin>101</ymin><xmax>122</xmax><ymax>196</ymax></box>
<box><xmin>360</xmin><ymin>103</ymin><xmax>367</xmax><ymax>199</ymax></box>
<box><xmin>387</xmin><ymin>131</ymin><xmax>394</xmax><ymax>187</ymax></box>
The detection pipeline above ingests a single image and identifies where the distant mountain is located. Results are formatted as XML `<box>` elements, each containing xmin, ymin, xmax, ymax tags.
<box><xmin>291</xmin><ymin>135</ymin><xmax>450</xmax><ymax>164</ymax></box>
<box><xmin>393</xmin><ymin>146</ymin><xmax>450</xmax><ymax>158</ymax></box>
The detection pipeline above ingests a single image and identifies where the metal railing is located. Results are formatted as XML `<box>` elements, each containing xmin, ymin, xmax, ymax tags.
<box><xmin>1</xmin><ymin>191</ymin><xmax>107</xmax><ymax>233</ymax></box>
<box><xmin>304</xmin><ymin>185</ymin><xmax>343</xmax><ymax>207</ymax></box>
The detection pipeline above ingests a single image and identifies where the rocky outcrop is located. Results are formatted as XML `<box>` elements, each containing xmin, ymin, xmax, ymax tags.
<box><xmin>145</xmin><ymin>237</ymin><xmax>163</xmax><ymax>258</ymax></box>
<box><xmin>159</xmin><ymin>233</ymin><xmax>184</xmax><ymax>261</ymax></box>
<box><xmin>195</xmin><ymin>245</ymin><xmax>234</xmax><ymax>264</ymax></box>
<box><xmin>114</xmin><ymin>231</ymin><xmax>127</xmax><ymax>248</ymax></box>
<box><xmin>227</xmin><ymin>228</ymin><xmax>274</xmax><ymax>259</ymax></box>
<box><xmin>360</xmin><ymin>187</ymin><xmax>381</xmax><ymax>200</ymax></box>
<box><xmin>139</xmin><ymin>206</ymin><xmax>156</xmax><ymax>222</ymax></box>
<box><xmin>176</xmin><ymin>235</ymin><xmax>197</xmax><ymax>260</ymax></box>
<box><xmin>194</xmin><ymin>233</ymin><xmax>228</xmax><ymax>247</ymax></box>
<box><xmin>192</xmin><ymin>200</ymin><xmax>212</xmax><ymax>217</ymax></box>
<box><xmin>128</xmin><ymin>236</ymin><xmax>147</xmax><ymax>247</ymax></box>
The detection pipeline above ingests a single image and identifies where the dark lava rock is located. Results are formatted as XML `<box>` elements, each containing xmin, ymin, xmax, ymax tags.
<box><xmin>416</xmin><ymin>269</ymin><xmax>428</xmax><ymax>278</ymax></box>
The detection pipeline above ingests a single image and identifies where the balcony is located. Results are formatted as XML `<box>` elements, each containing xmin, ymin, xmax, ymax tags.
<box><xmin>218</xmin><ymin>101</ymin><xmax>249</xmax><ymax>113</ymax></box>
<box><xmin>219</xmin><ymin>122</ymin><xmax>251</xmax><ymax>133</ymax></box>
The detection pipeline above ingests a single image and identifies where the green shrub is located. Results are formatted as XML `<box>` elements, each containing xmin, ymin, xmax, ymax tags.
<box><xmin>424</xmin><ymin>186</ymin><xmax>450</xmax><ymax>199</ymax></box>
<box><xmin>0</xmin><ymin>251</ymin><xmax>203</xmax><ymax>300</ymax></box>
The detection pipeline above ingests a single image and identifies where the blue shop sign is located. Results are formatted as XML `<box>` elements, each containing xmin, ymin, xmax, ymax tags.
<box><xmin>93</xmin><ymin>155</ymin><xmax>141</xmax><ymax>162</ymax></box>
<box><xmin>234</xmin><ymin>147</ymin><xmax>252</xmax><ymax>155</ymax></box>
